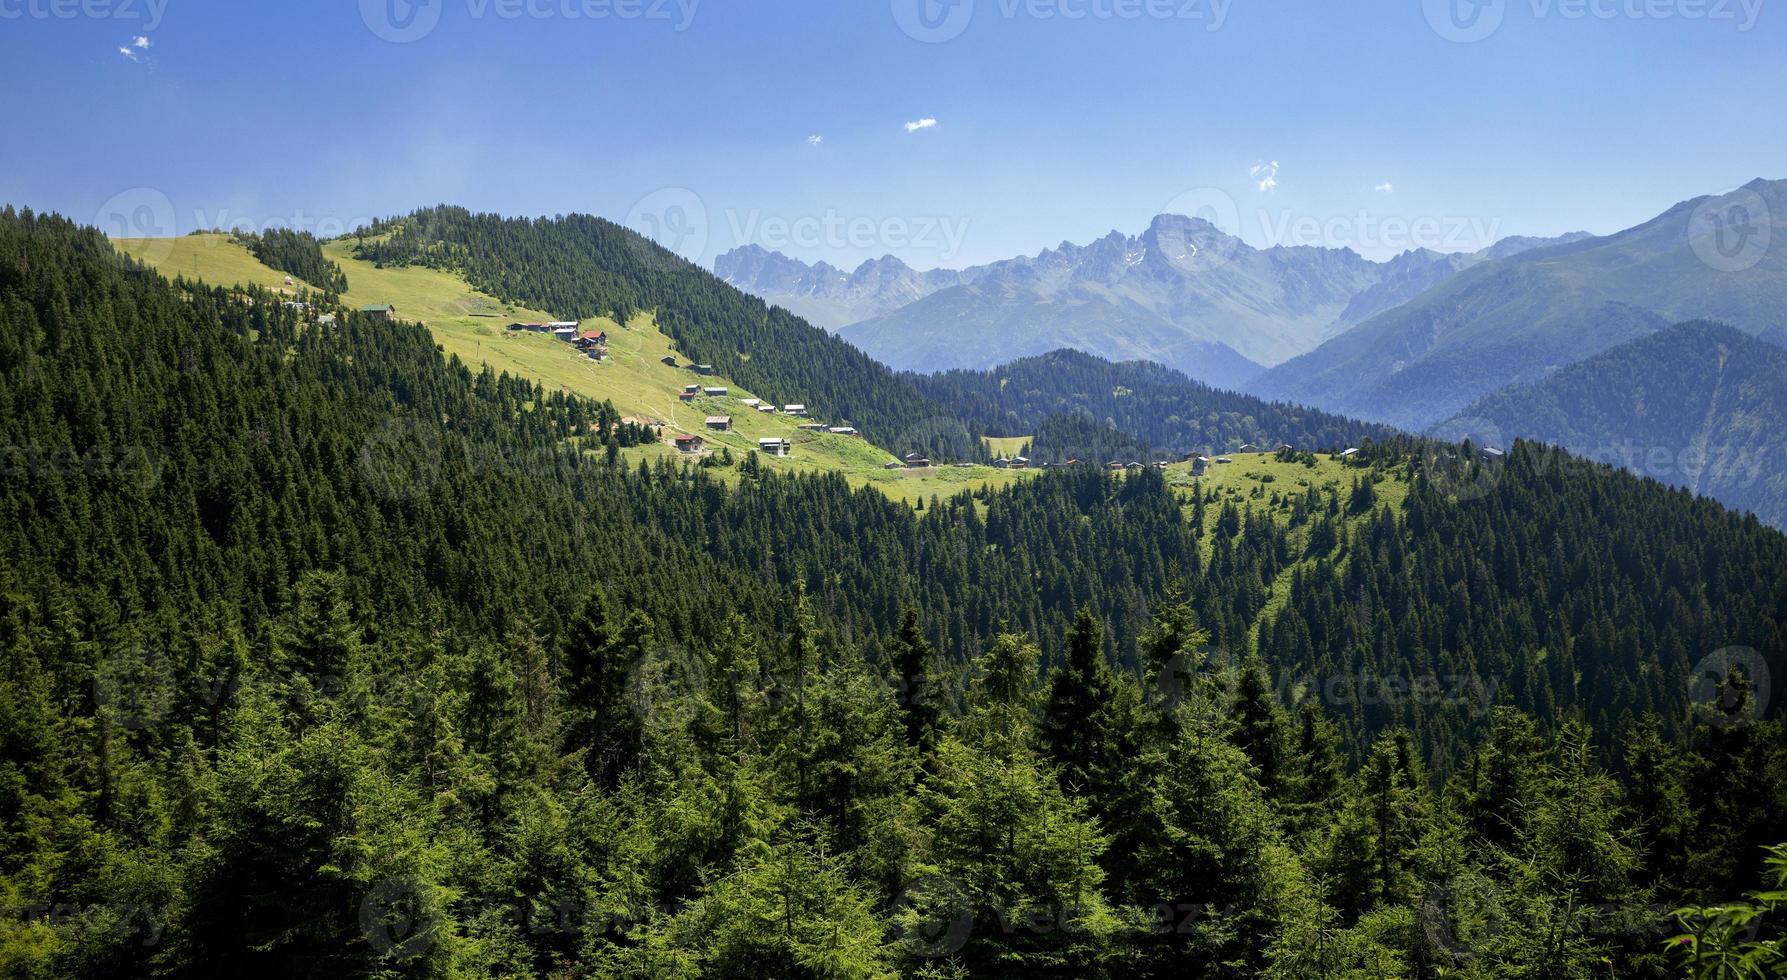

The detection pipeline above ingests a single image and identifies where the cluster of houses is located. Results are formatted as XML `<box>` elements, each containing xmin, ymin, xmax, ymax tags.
<box><xmin>660</xmin><ymin>357</ymin><xmax>720</xmax><ymax>375</ymax></box>
<box><xmin>1330</xmin><ymin>445</ymin><xmax>1501</xmax><ymax>463</ymax></box>
<box><xmin>679</xmin><ymin>384</ymin><xmax>733</xmax><ymax>402</ymax></box>
<box><xmin>1181</xmin><ymin>455</ymin><xmax>1230</xmax><ymax>475</ymax></box>
<box><xmin>507</xmin><ymin>320</ymin><xmax>611</xmax><ymax>361</ymax></box>
<box><xmin>663</xmin><ymin>374</ymin><xmax>863</xmax><ymax>460</ymax></box>
<box><xmin>508</xmin><ymin>320</ymin><xmax>583</xmax><ymax>336</ymax></box>
<box><xmin>671</xmin><ymin>433</ymin><xmax>796</xmax><ymax>458</ymax></box>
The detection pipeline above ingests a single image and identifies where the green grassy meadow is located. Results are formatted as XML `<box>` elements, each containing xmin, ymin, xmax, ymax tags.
<box><xmin>982</xmin><ymin>435</ymin><xmax>1032</xmax><ymax>458</ymax></box>
<box><xmin>115</xmin><ymin>234</ymin><xmax>1039</xmax><ymax>507</ymax></box>
<box><xmin>1154</xmin><ymin>450</ymin><xmax>1408</xmax><ymax>644</ymax></box>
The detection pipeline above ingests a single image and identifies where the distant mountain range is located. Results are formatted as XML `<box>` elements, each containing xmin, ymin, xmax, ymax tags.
<box><xmin>717</xmin><ymin>220</ymin><xmax>1586</xmax><ymax>390</ymax></box>
<box><xmin>710</xmin><ymin>179</ymin><xmax>1787</xmax><ymax>527</ymax></box>
<box><xmin>1326</xmin><ymin>233</ymin><xmax>1594</xmax><ymax>333</ymax></box>
<box><xmin>1249</xmin><ymin>179</ymin><xmax>1787</xmax><ymax>430</ymax></box>
<box><xmin>1438</xmin><ymin>321</ymin><xmax>1787</xmax><ymax>528</ymax></box>
<box><xmin>714</xmin><ymin>245</ymin><xmax>985</xmax><ymax>332</ymax></box>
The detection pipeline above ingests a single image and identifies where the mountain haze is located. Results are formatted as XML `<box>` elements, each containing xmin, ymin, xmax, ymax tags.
<box><xmin>845</xmin><ymin>212</ymin><xmax>1390</xmax><ymax>385</ymax></box>
<box><xmin>721</xmin><ymin>219</ymin><xmax>1587</xmax><ymax>390</ymax></box>
<box><xmin>1250</xmin><ymin>179</ymin><xmax>1787</xmax><ymax>430</ymax></box>
<box><xmin>1327</xmin><ymin>233</ymin><xmax>1595</xmax><ymax>335</ymax></box>
<box><xmin>713</xmin><ymin>245</ymin><xmax>983</xmax><ymax>330</ymax></box>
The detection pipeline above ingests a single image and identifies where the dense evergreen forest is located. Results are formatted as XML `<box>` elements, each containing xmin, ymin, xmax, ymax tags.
<box><xmin>350</xmin><ymin>207</ymin><xmax>978</xmax><ymax>460</ymax></box>
<box><xmin>1023</xmin><ymin>413</ymin><xmax>1153</xmax><ymax>465</ymax></box>
<box><xmin>2</xmin><ymin>207</ymin><xmax>1785</xmax><ymax>977</ymax></box>
<box><xmin>229</xmin><ymin>228</ymin><xmax>350</xmax><ymax>295</ymax></box>
<box><xmin>910</xmin><ymin>349</ymin><xmax>1400</xmax><ymax>459</ymax></box>
<box><xmin>1445</xmin><ymin>320</ymin><xmax>1787</xmax><ymax>530</ymax></box>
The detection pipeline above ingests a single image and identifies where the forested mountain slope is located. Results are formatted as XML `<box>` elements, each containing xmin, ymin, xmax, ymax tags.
<box><xmin>911</xmin><ymin>348</ymin><xmax>1400</xmax><ymax>460</ymax></box>
<box><xmin>113</xmin><ymin>232</ymin><xmax>1022</xmax><ymax>505</ymax></box>
<box><xmin>4</xmin><ymin>207</ymin><xmax>1786</xmax><ymax>977</ymax></box>
<box><xmin>1441</xmin><ymin>321</ymin><xmax>1787</xmax><ymax>528</ymax></box>
<box><xmin>350</xmin><ymin>206</ymin><xmax>978</xmax><ymax>458</ymax></box>
<box><xmin>234</xmin><ymin>227</ymin><xmax>349</xmax><ymax>294</ymax></box>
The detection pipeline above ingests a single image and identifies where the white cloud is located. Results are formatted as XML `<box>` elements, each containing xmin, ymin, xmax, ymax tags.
<box><xmin>1250</xmin><ymin>160</ymin><xmax>1279</xmax><ymax>193</ymax></box>
<box><xmin>807</xmin><ymin>135</ymin><xmax>823</xmax><ymax>146</ymax></box>
<box><xmin>119</xmin><ymin>36</ymin><xmax>151</xmax><ymax>61</ymax></box>
<box><xmin>904</xmin><ymin>118</ymin><xmax>939</xmax><ymax>133</ymax></box>
<box><xmin>133</xmin><ymin>35</ymin><xmax>151</xmax><ymax>48</ymax></box>
<box><xmin>1374</xmin><ymin>181</ymin><xmax>1395</xmax><ymax>194</ymax></box>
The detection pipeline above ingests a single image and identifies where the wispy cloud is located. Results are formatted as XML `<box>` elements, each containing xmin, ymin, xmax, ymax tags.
<box><xmin>1374</xmin><ymin>181</ymin><xmax>1395</xmax><ymax>194</ymax></box>
<box><xmin>1251</xmin><ymin>160</ymin><xmax>1279</xmax><ymax>193</ymax></box>
<box><xmin>807</xmin><ymin>135</ymin><xmax>824</xmax><ymax>146</ymax></box>
<box><xmin>904</xmin><ymin>118</ymin><xmax>938</xmax><ymax>133</ymax></box>
<box><xmin>119</xmin><ymin>35</ymin><xmax>151</xmax><ymax>62</ymax></box>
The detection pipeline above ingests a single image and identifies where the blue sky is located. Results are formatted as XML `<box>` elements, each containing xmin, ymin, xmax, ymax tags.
<box><xmin>0</xmin><ymin>0</ymin><xmax>1780</xmax><ymax>267</ymax></box>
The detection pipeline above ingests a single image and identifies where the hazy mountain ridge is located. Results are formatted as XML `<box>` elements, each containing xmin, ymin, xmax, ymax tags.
<box><xmin>829</xmin><ymin>213</ymin><xmax>1397</xmax><ymax>381</ymax></box>
<box><xmin>1326</xmin><ymin>232</ymin><xmax>1596</xmax><ymax>338</ymax></box>
<box><xmin>1249</xmin><ymin>179</ymin><xmax>1787</xmax><ymax>430</ymax></box>
<box><xmin>721</xmin><ymin>220</ymin><xmax>1586</xmax><ymax>389</ymax></box>
<box><xmin>1439</xmin><ymin>320</ymin><xmax>1787</xmax><ymax>528</ymax></box>
<box><xmin>714</xmin><ymin>244</ymin><xmax>981</xmax><ymax>330</ymax></box>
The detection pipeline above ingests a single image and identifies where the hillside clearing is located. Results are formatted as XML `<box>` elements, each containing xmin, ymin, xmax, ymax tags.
<box><xmin>115</xmin><ymin>233</ymin><xmax>1037</xmax><ymax>506</ymax></box>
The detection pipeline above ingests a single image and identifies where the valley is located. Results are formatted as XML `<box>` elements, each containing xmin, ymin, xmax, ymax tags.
<box><xmin>8</xmin><ymin>198</ymin><xmax>1781</xmax><ymax>980</ymax></box>
<box><xmin>8</xmin><ymin>3</ymin><xmax>1787</xmax><ymax>975</ymax></box>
